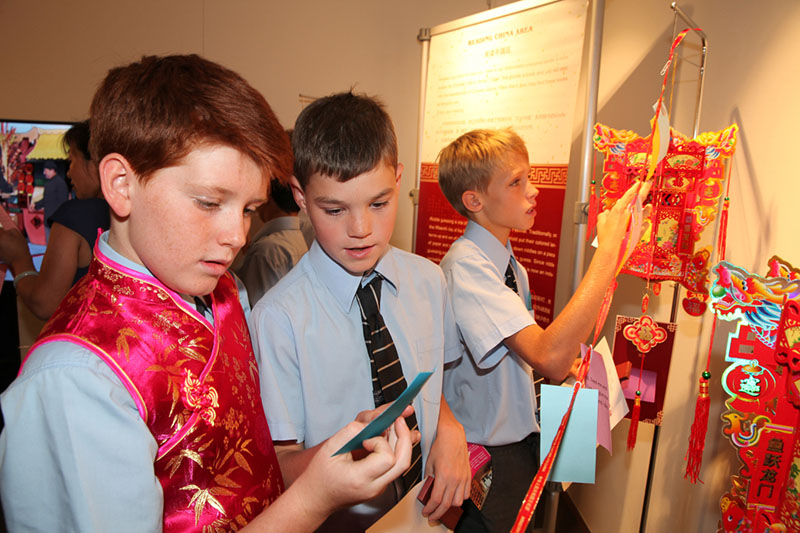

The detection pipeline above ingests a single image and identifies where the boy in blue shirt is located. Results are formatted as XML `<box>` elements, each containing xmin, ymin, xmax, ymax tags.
<box><xmin>437</xmin><ymin>128</ymin><xmax>650</xmax><ymax>531</ymax></box>
<box><xmin>250</xmin><ymin>91</ymin><xmax>471</xmax><ymax>531</ymax></box>
<box><xmin>0</xmin><ymin>55</ymin><xmax>416</xmax><ymax>532</ymax></box>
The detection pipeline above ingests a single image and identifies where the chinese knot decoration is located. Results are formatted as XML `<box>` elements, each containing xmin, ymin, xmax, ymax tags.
<box><xmin>623</xmin><ymin>315</ymin><xmax>668</xmax><ymax>354</ymax></box>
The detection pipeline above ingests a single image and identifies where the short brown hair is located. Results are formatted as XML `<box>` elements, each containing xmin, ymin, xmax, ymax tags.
<box><xmin>89</xmin><ymin>54</ymin><xmax>291</xmax><ymax>185</ymax></box>
<box><xmin>437</xmin><ymin>128</ymin><xmax>528</xmax><ymax>218</ymax></box>
<box><xmin>292</xmin><ymin>91</ymin><xmax>397</xmax><ymax>188</ymax></box>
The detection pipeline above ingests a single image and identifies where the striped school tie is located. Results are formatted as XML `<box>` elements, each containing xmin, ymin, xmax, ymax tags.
<box><xmin>505</xmin><ymin>259</ymin><xmax>543</xmax><ymax>423</ymax></box>
<box><xmin>355</xmin><ymin>275</ymin><xmax>423</xmax><ymax>494</ymax></box>
<box><xmin>504</xmin><ymin>260</ymin><xmax>519</xmax><ymax>294</ymax></box>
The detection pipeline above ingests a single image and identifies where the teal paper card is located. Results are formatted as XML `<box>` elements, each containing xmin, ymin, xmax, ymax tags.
<box><xmin>539</xmin><ymin>384</ymin><xmax>598</xmax><ymax>483</ymax></box>
<box><xmin>333</xmin><ymin>371</ymin><xmax>433</xmax><ymax>456</ymax></box>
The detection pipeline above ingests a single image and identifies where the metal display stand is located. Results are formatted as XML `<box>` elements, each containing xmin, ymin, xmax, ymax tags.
<box><xmin>640</xmin><ymin>5</ymin><xmax>707</xmax><ymax>532</ymax></box>
<box><xmin>410</xmin><ymin>2</ymin><xmax>709</xmax><ymax>531</ymax></box>
<box><xmin>413</xmin><ymin>1</ymin><xmax>604</xmax><ymax>531</ymax></box>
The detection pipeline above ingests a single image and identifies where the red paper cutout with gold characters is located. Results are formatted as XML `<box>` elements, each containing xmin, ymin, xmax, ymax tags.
<box><xmin>719</xmin><ymin>324</ymin><xmax>800</xmax><ymax>532</ymax></box>
<box><xmin>593</xmin><ymin>122</ymin><xmax>738</xmax><ymax>312</ymax></box>
<box><xmin>713</xmin><ymin>257</ymin><xmax>800</xmax><ymax>532</ymax></box>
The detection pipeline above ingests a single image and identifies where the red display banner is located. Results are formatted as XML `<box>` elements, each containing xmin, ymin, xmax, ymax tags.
<box><xmin>414</xmin><ymin>162</ymin><xmax>566</xmax><ymax>326</ymax></box>
<box><xmin>719</xmin><ymin>324</ymin><xmax>800</xmax><ymax>532</ymax></box>
<box><xmin>710</xmin><ymin>258</ymin><xmax>800</xmax><ymax>531</ymax></box>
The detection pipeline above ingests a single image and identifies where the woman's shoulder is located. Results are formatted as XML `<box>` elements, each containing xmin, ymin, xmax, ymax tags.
<box><xmin>53</xmin><ymin>197</ymin><xmax>108</xmax><ymax>219</ymax></box>
<box><xmin>51</xmin><ymin>198</ymin><xmax>110</xmax><ymax>243</ymax></box>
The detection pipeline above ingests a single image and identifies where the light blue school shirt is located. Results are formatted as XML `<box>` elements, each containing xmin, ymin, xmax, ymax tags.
<box><xmin>0</xmin><ymin>231</ymin><xmax>248</xmax><ymax>532</ymax></box>
<box><xmin>440</xmin><ymin>220</ymin><xmax>540</xmax><ymax>446</ymax></box>
<box><xmin>250</xmin><ymin>241</ymin><xmax>462</xmax><ymax>469</ymax></box>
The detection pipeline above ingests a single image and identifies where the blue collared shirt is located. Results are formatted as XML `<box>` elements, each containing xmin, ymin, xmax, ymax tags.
<box><xmin>440</xmin><ymin>220</ymin><xmax>540</xmax><ymax>446</ymax></box>
<box><xmin>0</xmin><ymin>232</ymin><xmax>249</xmax><ymax>532</ymax></box>
<box><xmin>250</xmin><ymin>241</ymin><xmax>462</xmax><ymax>468</ymax></box>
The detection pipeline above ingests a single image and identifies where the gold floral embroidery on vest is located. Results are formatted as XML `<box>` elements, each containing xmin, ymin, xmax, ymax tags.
<box><xmin>99</xmin><ymin>264</ymin><xmax>122</xmax><ymax>283</ymax></box>
<box><xmin>179</xmin><ymin>435</ymin><xmax>261</xmax><ymax>528</ymax></box>
<box><xmin>115</xmin><ymin>327</ymin><xmax>139</xmax><ymax>362</ymax></box>
<box><xmin>181</xmin><ymin>483</ymin><xmax>227</xmax><ymax>527</ymax></box>
<box><xmin>112</xmin><ymin>284</ymin><xmax>135</xmax><ymax>297</ymax></box>
<box><xmin>177</xmin><ymin>335</ymin><xmax>211</xmax><ymax>363</ymax></box>
<box><xmin>182</xmin><ymin>369</ymin><xmax>219</xmax><ymax>426</ymax></box>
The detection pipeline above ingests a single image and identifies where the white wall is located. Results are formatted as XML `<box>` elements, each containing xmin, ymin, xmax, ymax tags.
<box><xmin>0</xmin><ymin>0</ymin><xmax>516</xmax><ymax>253</ymax></box>
<box><xmin>566</xmin><ymin>1</ymin><xmax>800</xmax><ymax>532</ymax></box>
<box><xmin>3</xmin><ymin>1</ymin><xmax>799</xmax><ymax>532</ymax></box>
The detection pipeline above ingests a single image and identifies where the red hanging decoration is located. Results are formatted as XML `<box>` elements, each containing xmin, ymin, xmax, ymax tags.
<box><xmin>683</xmin><ymin>191</ymin><xmax>731</xmax><ymax>481</ymax></box>
<box><xmin>627</xmin><ymin>394</ymin><xmax>641</xmax><ymax>451</ymax></box>
<box><xmin>587</xmin><ymin>180</ymin><xmax>598</xmax><ymax>242</ymax></box>
<box><xmin>684</xmin><ymin>372</ymin><xmax>710</xmax><ymax>483</ymax></box>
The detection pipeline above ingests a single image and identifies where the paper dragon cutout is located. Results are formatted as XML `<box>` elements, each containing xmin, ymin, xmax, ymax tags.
<box><xmin>711</xmin><ymin>259</ymin><xmax>800</xmax><ymax>349</ymax></box>
<box><xmin>712</xmin><ymin>256</ymin><xmax>800</xmax><ymax>531</ymax></box>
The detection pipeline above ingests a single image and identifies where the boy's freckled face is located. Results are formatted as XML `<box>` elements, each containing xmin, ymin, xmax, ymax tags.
<box><xmin>122</xmin><ymin>144</ymin><xmax>267</xmax><ymax>296</ymax></box>
<box><xmin>478</xmin><ymin>152</ymin><xmax>538</xmax><ymax>242</ymax></box>
<box><xmin>299</xmin><ymin>161</ymin><xmax>401</xmax><ymax>277</ymax></box>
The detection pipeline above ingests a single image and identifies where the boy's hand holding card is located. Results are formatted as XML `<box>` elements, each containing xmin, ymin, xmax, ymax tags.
<box><xmin>334</xmin><ymin>371</ymin><xmax>433</xmax><ymax>456</ymax></box>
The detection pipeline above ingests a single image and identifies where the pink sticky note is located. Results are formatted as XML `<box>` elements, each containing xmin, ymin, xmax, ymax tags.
<box><xmin>621</xmin><ymin>368</ymin><xmax>657</xmax><ymax>403</ymax></box>
<box><xmin>583</xmin><ymin>344</ymin><xmax>612</xmax><ymax>453</ymax></box>
<box><xmin>23</xmin><ymin>209</ymin><xmax>46</xmax><ymax>245</ymax></box>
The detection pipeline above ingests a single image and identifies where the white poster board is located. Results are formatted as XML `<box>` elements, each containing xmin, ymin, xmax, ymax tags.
<box><xmin>415</xmin><ymin>0</ymin><xmax>588</xmax><ymax>325</ymax></box>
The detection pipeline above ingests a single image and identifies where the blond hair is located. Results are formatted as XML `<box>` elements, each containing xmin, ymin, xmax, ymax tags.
<box><xmin>437</xmin><ymin>128</ymin><xmax>528</xmax><ymax>217</ymax></box>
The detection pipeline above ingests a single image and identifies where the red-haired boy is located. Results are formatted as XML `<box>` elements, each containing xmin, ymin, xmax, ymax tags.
<box><xmin>0</xmin><ymin>55</ymin><xmax>413</xmax><ymax>532</ymax></box>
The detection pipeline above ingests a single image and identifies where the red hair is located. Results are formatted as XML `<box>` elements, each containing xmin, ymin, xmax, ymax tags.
<box><xmin>89</xmin><ymin>54</ymin><xmax>291</xmax><ymax>185</ymax></box>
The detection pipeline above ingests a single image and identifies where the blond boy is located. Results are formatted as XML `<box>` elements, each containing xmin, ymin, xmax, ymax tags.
<box><xmin>437</xmin><ymin>128</ymin><xmax>650</xmax><ymax>531</ymax></box>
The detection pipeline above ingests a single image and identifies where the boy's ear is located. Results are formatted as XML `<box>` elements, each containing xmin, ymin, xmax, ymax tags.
<box><xmin>289</xmin><ymin>175</ymin><xmax>307</xmax><ymax>212</ymax></box>
<box><xmin>99</xmin><ymin>153</ymin><xmax>136</xmax><ymax>218</ymax></box>
<box><xmin>394</xmin><ymin>162</ymin><xmax>404</xmax><ymax>186</ymax></box>
<box><xmin>461</xmin><ymin>190</ymin><xmax>483</xmax><ymax>214</ymax></box>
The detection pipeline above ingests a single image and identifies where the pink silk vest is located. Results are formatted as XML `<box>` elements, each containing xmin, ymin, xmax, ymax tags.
<box><xmin>29</xmin><ymin>246</ymin><xmax>284</xmax><ymax>531</ymax></box>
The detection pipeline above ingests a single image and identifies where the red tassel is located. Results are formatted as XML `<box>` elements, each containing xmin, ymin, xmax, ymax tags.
<box><xmin>587</xmin><ymin>190</ymin><xmax>598</xmax><ymax>242</ymax></box>
<box><xmin>627</xmin><ymin>395</ymin><xmax>641</xmax><ymax>451</ymax></box>
<box><xmin>684</xmin><ymin>375</ymin><xmax>710</xmax><ymax>483</ymax></box>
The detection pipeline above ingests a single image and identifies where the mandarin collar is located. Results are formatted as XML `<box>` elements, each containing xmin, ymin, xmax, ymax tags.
<box><xmin>97</xmin><ymin>231</ymin><xmax>152</xmax><ymax>277</ymax></box>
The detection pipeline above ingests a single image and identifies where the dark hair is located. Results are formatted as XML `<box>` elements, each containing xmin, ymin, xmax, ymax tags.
<box><xmin>292</xmin><ymin>91</ymin><xmax>397</xmax><ymax>188</ymax></box>
<box><xmin>62</xmin><ymin>120</ymin><xmax>91</xmax><ymax>160</ymax></box>
<box><xmin>89</xmin><ymin>54</ymin><xmax>292</xmax><ymax>185</ymax></box>
<box><xmin>269</xmin><ymin>178</ymin><xmax>300</xmax><ymax>213</ymax></box>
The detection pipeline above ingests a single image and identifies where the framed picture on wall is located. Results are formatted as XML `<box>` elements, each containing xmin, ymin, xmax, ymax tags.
<box><xmin>1</xmin><ymin>119</ymin><xmax>74</xmax><ymax>276</ymax></box>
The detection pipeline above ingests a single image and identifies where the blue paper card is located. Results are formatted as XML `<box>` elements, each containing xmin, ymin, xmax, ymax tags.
<box><xmin>539</xmin><ymin>384</ymin><xmax>598</xmax><ymax>483</ymax></box>
<box><xmin>333</xmin><ymin>371</ymin><xmax>433</xmax><ymax>456</ymax></box>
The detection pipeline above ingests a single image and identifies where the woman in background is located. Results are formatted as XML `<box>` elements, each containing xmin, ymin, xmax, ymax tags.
<box><xmin>0</xmin><ymin>120</ymin><xmax>109</xmax><ymax>320</ymax></box>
